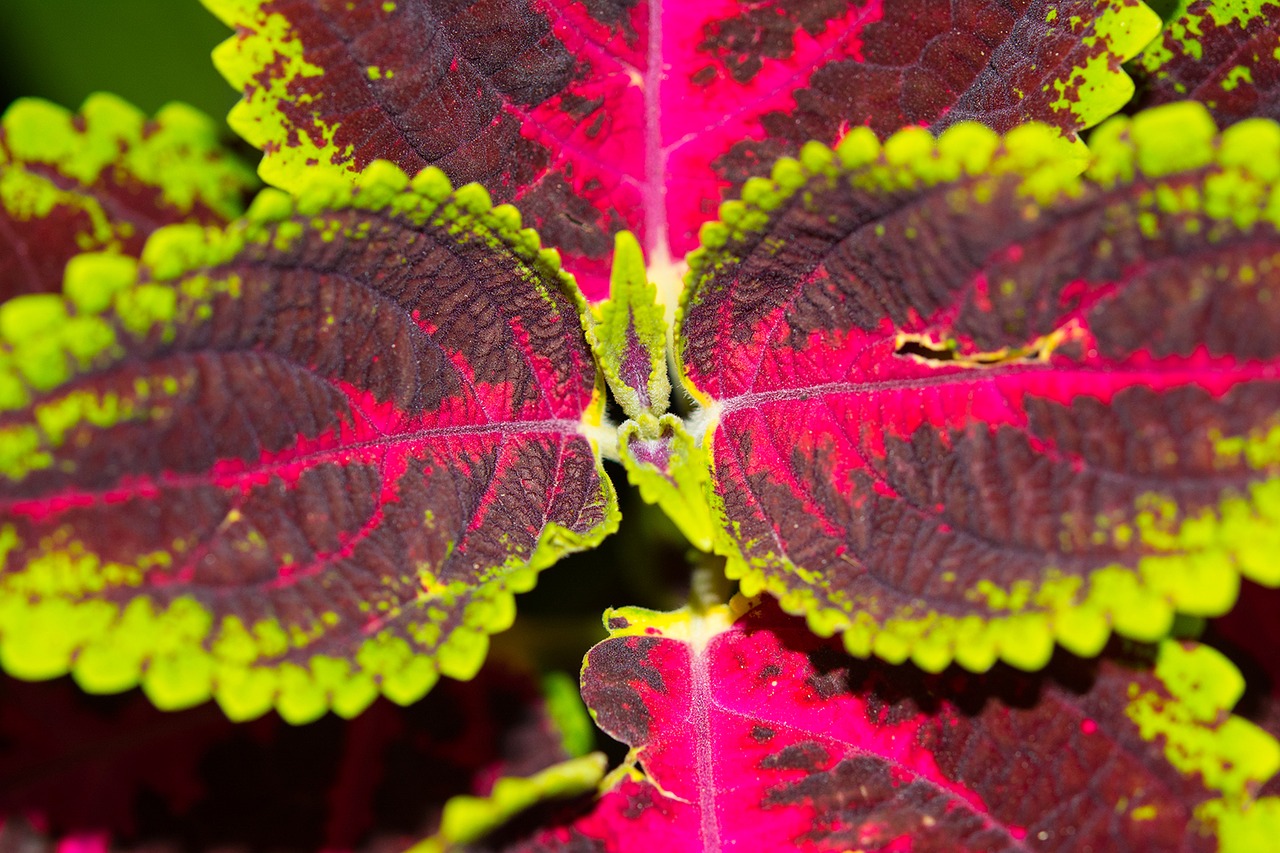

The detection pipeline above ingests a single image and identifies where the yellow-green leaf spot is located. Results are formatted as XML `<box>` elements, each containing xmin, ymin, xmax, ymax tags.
<box><xmin>1127</xmin><ymin>641</ymin><xmax>1280</xmax><ymax>799</ymax></box>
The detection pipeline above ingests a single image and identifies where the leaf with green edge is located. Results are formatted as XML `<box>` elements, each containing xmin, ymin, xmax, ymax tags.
<box><xmin>676</xmin><ymin>102</ymin><xmax>1280</xmax><ymax>675</ymax></box>
<box><xmin>200</xmin><ymin>0</ymin><xmax>1158</xmax><ymax>300</ymax></box>
<box><xmin>618</xmin><ymin>414</ymin><xmax>716</xmax><ymax>552</ymax></box>
<box><xmin>1130</xmin><ymin>0</ymin><xmax>1280</xmax><ymax>126</ymax></box>
<box><xmin>451</xmin><ymin>596</ymin><xmax>1279</xmax><ymax>851</ymax></box>
<box><xmin>0</xmin><ymin>93</ymin><xmax>256</xmax><ymax>300</ymax></box>
<box><xmin>589</xmin><ymin>231</ymin><xmax>715</xmax><ymax>549</ymax></box>
<box><xmin>593</xmin><ymin>232</ymin><xmax>670</xmax><ymax>425</ymax></box>
<box><xmin>413</xmin><ymin>754</ymin><xmax>606</xmax><ymax>853</ymax></box>
<box><xmin>0</xmin><ymin>162</ymin><xmax>617</xmax><ymax>722</ymax></box>
<box><xmin>0</xmin><ymin>657</ymin><xmax>588</xmax><ymax>852</ymax></box>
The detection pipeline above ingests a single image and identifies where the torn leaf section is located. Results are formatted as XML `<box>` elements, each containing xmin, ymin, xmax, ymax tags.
<box><xmin>678</xmin><ymin>103</ymin><xmax>1280</xmax><ymax>674</ymax></box>
<box><xmin>593</xmin><ymin>231</ymin><xmax>670</xmax><ymax>422</ymax></box>
<box><xmin>0</xmin><ymin>93</ymin><xmax>255</xmax><ymax>299</ymax></box>
<box><xmin>466</xmin><ymin>597</ymin><xmax>1271</xmax><ymax>850</ymax></box>
<box><xmin>618</xmin><ymin>413</ymin><xmax>715</xmax><ymax>552</ymax></box>
<box><xmin>1132</xmin><ymin>0</ymin><xmax>1280</xmax><ymax>126</ymax></box>
<box><xmin>0</xmin><ymin>163</ymin><xmax>616</xmax><ymax>720</ymax></box>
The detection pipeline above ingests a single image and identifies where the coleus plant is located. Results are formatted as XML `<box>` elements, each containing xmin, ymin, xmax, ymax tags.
<box><xmin>1</xmin><ymin>0</ymin><xmax>1280</xmax><ymax>849</ymax></box>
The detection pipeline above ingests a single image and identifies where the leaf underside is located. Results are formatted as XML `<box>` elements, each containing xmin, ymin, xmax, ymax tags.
<box><xmin>202</xmin><ymin>0</ymin><xmax>1157</xmax><ymax>297</ymax></box>
<box><xmin>474</xmin><ymin>597</ymin><xmax>1277</xmax><ymax>851</ymax></box>
<box><xmin>0</xmin><ymin>94</ymin><xmax>255</xmax><ymax>300</ymax></box>
<box><xmin>678</xmin><ymin>102</ymin><xmax>1280</xmax><ymax>674</ymax></box>
<box><xmin>0</xmin><ymin>164</ymin><xmax>616</xmax><ymax>722</ymax></box>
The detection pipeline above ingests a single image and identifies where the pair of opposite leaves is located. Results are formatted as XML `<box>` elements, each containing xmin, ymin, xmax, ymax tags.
<box><xmin>1</xmin><ymin>99</ymin><xmax>1278</xmax><ymax>721</ymax></box>
<box><xmin>1</xmin><ymin>0</ymin><xmax>1280</xmax><ymax>849</ymax></box>
<box><xmin>0</xmin><ymin>0</ymin><xmax>1277</xmax><ymax>721</ymax></box>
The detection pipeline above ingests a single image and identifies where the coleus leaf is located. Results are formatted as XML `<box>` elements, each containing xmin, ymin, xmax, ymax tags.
<box><xmin>1130</xmin><ymin>0</ymin><xmax>1280</xmax><ymax>126</ymax></box>
<box><xmin>676</xmin><ymin>102</ymin><xmax>1280</xmax><ymax>674</ymax></box>
<box><xmin>618</xmin><ymin>415</ymin><xmax>716</xmax><ymax>552</ymax></box>
<box><xmin>0</xmin><ymin>163</ymin><xmax>617</xmax><ymax>721</ymax></box>
<box><xmin>594</xmin><ymin>232</ymin><xmax>670</xmax><ymax>425</ymax></box>
<box><xmin>201</xmin><ymin>0</ymin><xmax>1159</xmax><ymax>299</ymax></box>
<box><xmin>0</xmin><ymin>659</ymin><xmax>586</xmax><ymax>852</ymax></box>
<box><xmin>590</xmin><ymin>232</ymin><xmax>716</xmax><ymax>549</ymax></box>
<box><xmin>463</xmin><ymin>596</ymin><xmax>1279</xmax><ymax>850</ymax></box>
<box><xmin>0</xmin><ymin>93</ymin><xmax>256</xmax><ymax>299</ymax></box>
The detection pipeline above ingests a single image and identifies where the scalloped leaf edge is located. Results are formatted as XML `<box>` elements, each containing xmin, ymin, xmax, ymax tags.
<box><xmin>0</xmin><ymin>161</ymin><xmax>619</xmax><ymax>722</ymax></box>
<box><xmin>676</xmin><ymin>101</ymin><xmax>1280</xmax><ymax>675</ymax></box>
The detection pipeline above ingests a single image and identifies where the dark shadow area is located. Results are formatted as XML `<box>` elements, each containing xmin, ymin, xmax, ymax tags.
<box><xmin>0</xmin><ymin>661</ymin><xmax>569</xmax><ymax>852</ymax></box>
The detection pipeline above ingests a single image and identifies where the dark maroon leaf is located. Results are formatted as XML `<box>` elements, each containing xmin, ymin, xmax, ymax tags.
<box><xmin>675</xmin><ymin>103</ymin><xmax>1280</xmax><ymax>673</ymax></box>
<box><xmin>204</xmin><ymin>0</ymin><xmax>1157</xmax><ymax>297</ymax></box>
<box><xmin>0</xmin><ymin>164</ymin><xmax>616</xmax><ymax>720</ymax></box>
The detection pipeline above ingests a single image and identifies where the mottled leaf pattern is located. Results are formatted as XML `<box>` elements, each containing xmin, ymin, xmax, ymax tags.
<box><xmin>678</xmin><ymin>104</ymin><xmax>1280</xmax><ymax>673</ymax></box>
<box><xmin>1131</xmin><ymin>0</ymin><xmax>1280</xmax><ymax>125</ymax></box>
<box><xmin>0</xmin><ymin>660</ymin><xmax>584</xmax><ymax>852</ymax></box>
<box><xmin>0</xmin><ymin>94</ymin><xmax>255</xmax><ymax>300</ymax></box>
<box><xmin>202</xmin><ymin>0</ymin><xmax>1157</xmax><ymax>297</ymax></box>
<box><xmin>667</xmin><ymin>0</ymin><xmax>1159</xmax><ymax>259</ymax></box>
<box><xmin>461</xmin><ymin>597</ymin><xmax>1278</xmax><ymax>850</ymax></box>
<box><xmin>0</xmin><ymin>163</ymin><xmax>616</xmax><ymax>720</ymax></box>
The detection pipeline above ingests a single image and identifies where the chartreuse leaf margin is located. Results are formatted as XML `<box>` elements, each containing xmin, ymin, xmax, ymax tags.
<box><xmin>0</xmin><ymin>93</ymin><xmax>255</xmax><ymax>297</ymax></box>
<box><xmin>0</xmin><ymin>161</ymin><xmax>617</xmax><ymax>724</ymax></box>
<box><xmin>677</xmin><ymin>101</ymin><xmax>1280</xmax><ymax>676</ymax></box>
<box><xmin>592</xmin><ymin>232</ymin><xmax>716</xmax><ymax>551</ymax></box>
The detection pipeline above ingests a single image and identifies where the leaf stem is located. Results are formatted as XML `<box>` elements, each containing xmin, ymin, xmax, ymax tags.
<box><xmin>689</xmin><ymin>552</ymin><xmax>729</xmax><ymax>614</ymax></box>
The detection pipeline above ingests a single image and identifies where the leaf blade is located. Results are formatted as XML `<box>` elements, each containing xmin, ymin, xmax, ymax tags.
<box><xmin>677</xmin><ymin>103</ymin><xmax>1280</xmax><ymax>672</ymax></box>
<box><xmin>0</xmin><ymin>164</ymin><xmax>617</xmax><ymax>719</ymax></box>
<box><xmin>473</xmin><ymin>597</ymin><xmax>1277</xmax><ymax>849</ymax></box>
<box><xmin>202</xmin><ymin>0</ymin><xmax>1159</xmax><ymax>297</ymax></box>
<box><xmin>1130</xmin><ymin>0</ymin><xmax>1280</xmax><ymax>126</ymax></box>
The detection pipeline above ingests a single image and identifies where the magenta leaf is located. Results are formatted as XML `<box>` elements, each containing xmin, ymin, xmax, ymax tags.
<box><xmin>1131</xmin><ymin>0</ymin><xmax>1280</xmax><ymax>126</ymax></box>
<box><xmin>0</xmin><ymin>164</ymin><xmax>616</xmax><ymax>721</ymax></box>
<box><xmin>0</xmin><ymin>94</ymin><xmax>256</xmax><ymax>300</ymax></box>
<box><xmin>463</xmin><ymin>596</ymin><xmax>1277</xmax><ymax>850</ymax></box>
<box><xmin>0</xmin><ymin>659</ymin><xmax>583</xmax><ymax>852</ymax></box>
<box><xmin>203</xmin><ymin>0</ymin><xmax>1157</xmax><ymax>298</ymax></box>
<box><xmin>676</xmin><ymin>103</ymin><xmax>1280</xmax><ymax>674</ymax></box>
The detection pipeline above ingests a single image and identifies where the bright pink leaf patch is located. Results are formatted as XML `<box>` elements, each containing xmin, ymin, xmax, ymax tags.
<box><xmin>677</xmin><ymin>107</ymin><xmax>1280</xmax><ymax>671</ymax></box>
<box><xmin>480</xmin><ymin>598</ymin><xmax>1257</xmax><ymax>850</ymax></box>
<box><xmin>206</xmin><ymin>0</ymin><xmax>1153</xmax><ymax>297</ymax></box>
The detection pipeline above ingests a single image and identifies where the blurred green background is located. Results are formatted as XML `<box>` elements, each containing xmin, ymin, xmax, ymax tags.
<box><xmin>0</xmin><ymin>1</ymin><xmax>237</xmax><ymax>121</ymax></box>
